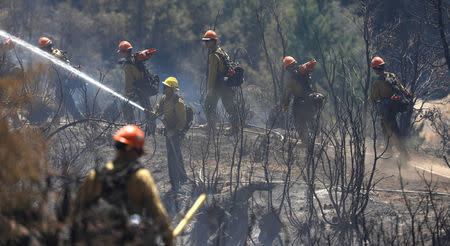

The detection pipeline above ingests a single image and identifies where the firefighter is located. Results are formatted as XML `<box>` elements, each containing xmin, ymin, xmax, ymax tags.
<box><xmin>202</xmin><ymin>30</ymin><xmax>238</xmax><ymax>134</ymax></box>
<box><xmin>281</xmin><ymin>56</ymin><xmax>321</xmax><ymax>145</ymax></box>
<box><xmin>117</xmin><ymin>41</ymin><xmax>155</xmax><ymax>133</ymax></box>
<box><xmin>38</xmin><ymin>37</ymin><xmax>69</xmax><ymax>62</ymax></box>
<box><xmin>153</xmin><ymin>77</ymin><xmax>188</xmax><ymax>192</ymax></box>
<box><xmin>74</xmin><ymin>125</ymin><xmax>173</xmax><ymax>246</ymax></box>
<box><xmin>368</xmin><ymin>56</ymin><xmax>408</xmax><ymax>158</ymax></box>
<box><xmin>38</xmin><ymin>36</ymin><xmax>83</xmax><ymax>120</ymax></box>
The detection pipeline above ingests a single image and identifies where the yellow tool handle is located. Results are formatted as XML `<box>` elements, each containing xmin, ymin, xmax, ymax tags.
<box><xmin>172</xmin><ymin>193</ymin><xmax>206</xmax><ymax>238</ymax></box>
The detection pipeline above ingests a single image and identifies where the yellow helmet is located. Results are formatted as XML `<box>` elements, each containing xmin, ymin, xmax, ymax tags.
<box><xmin>162</xmin><ymin>77</ymin><xmax>179</xmax><ymax>91</ymax></box>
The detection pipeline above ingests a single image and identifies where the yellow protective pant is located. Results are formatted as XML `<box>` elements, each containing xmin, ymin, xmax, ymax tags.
<box><xmin>204</xmin><ymin>85</ymin><xmax>238</xmax><ymax>131</ymax></box>
<box><xmin>292</xmin><ymin>98</ymin><xmax>316</xmax><ymax>145</ymax></box>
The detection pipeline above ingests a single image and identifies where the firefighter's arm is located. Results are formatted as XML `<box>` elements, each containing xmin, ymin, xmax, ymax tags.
<box><xmin>72</xmin><ymin>170</ymin><xmax>102</xmax><ymax>213</ymax></box>
<box><xmin>124</xmin><ymin>64</ymin><xmax>135</xmax><ymax>95</ymax></box>
<box><xmin>136</xmin><ymin>169</ymin><xmax>173</xmax><ymax>244</ymax></box>
<box><xmin>152</xmin><ymin>98</ymin><xmax>163</xmax><ymax>119</ymax></box>
<box><xmin>174</xmin><ymin>100</ymin><xmax>187</xmax><ymax>131</ymax></box>
<box><xmin>368</xmin><ymin>80</ymin><xmax>379</xmax><ymax>103</ymax></box>
<box><xmin>207</xmin><ymin>53</ymin><xmax>220</xmax><ymax>95</ymax></box>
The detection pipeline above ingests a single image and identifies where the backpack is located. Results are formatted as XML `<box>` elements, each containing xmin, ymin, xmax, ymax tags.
<box><xmin>214</xmin><ymin>49</ymin><xmax>245</xmax><ymax>87</ymax></box>
<box><xmin>384</xmin><ymin>73</ymin><xmax>413</xmax><ymax>112</ymax></box>
<box><xmin>293</xmin><ymin>67</ymin><xmax>325</xmax><ymax>111</ymax></box>
<box><xmin>166</xmin><ymin>96</ymin><xmax>193</xmax><ymax>135</ymax></box>
<box><xmin>96</xmin><ymin>161</ymin><xmax>144</xmax><ymax>209</ymax></box>
<box><xmin>72</xmin><ymin>162</ymin><xmax>160</xmax><ymax>245</ymax></box>
<box><xmin>293</xmin><ymin>70</ymin><xmax>313</xmax><ymax>94</ymax></box>
<box><xmin>121</xmin><ymin>55</ymin><xmax>159</xmax><ymax>96</ymax></box>
<box><xmin>306</xmin><ymin>92</ymin><xmax>325</xmax><ymax>111</ymax></box>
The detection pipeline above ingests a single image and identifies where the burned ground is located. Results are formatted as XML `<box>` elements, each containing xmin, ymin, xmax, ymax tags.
<box><xmin>0</xmin><ymin>65</ymin><xmax>448</xmax><ymax>245</ymax></box>
<box><xmin>44</xmin><ymin>119</ymin><xmax>450</xmax><ymax>245</ymax></box>
<box><xmin>1</xmin><ymin>0</ymin><xmax>449</xmax><ymax>244</ymax></box>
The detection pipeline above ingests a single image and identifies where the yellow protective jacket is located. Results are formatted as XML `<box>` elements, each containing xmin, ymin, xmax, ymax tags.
<box><xmin>369</xmin><ymin>72</ymin><xmax>406</xmax><ymax>102</ymax></box>
<box><xmin>123</xmin><ymin>56</ymin><xmax>144</xmax><ymax>95</ymax></box>
<box><xmin>155</xmin><ymin>94</ymin><xmax>186</xmax><ymax>131</ymax></box>
<box><xmin>74</xmin><ymin>160</ymin><xmax>172</xmax><ymax>234</ymax></box>
<box><xmin>52</xmin><ymin>49</ymin><xmax>69</xmax><ymax>63</ymax></box>
<box><xmin>207</xmin><ymin>46</ymin><xmax>228</xmax><ymax>94</ymax></box>
<box><xmin>281</xmin><ymin>70</ymin><xmax>313</xmax><ymax>110</ymax></box>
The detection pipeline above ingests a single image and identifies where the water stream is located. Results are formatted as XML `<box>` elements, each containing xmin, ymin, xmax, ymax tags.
<box><xmin>0</xmin><ymin>30</ymin><xmax>145</xmax><ymax>111</ymax></box>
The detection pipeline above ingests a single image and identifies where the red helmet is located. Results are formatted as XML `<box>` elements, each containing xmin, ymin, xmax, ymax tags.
<box><xmin>371</xmin><ymin>56</ymin><xmax>385</xmax><ymax>68</ymax></box>
<box><xmin>38</xmin><ymin>37</ymin><xmax>53</xmax><ymax>48</ymax></box>
<box><xmin>117</xmin><ymin>41</ymin><xmax>133</xmax><ymax>53</ymax></box>
<box><xmin>113</xmin><ymin>125</ymin><xmax>145</xmax><ymax>150</ymax></box>
<box><xmin>283</xmin><ymin>56</ymin><xmax>296</xmax><ymax>68</ymax></box>
<box><xmin>202</xmin><ymin>30</ymin><xmax>218</xmax><ymax>41</ymax></box>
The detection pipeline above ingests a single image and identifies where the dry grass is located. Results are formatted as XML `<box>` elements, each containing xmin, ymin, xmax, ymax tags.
<box><xmin>0</xmin><ymin>71</ymin><xmax>58</xmax><ymax>245</ymax></box>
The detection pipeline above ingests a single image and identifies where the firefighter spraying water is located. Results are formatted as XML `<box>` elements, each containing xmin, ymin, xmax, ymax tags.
<box><xmin>0</xmin><ymin>30</ymin><xmax>146</xmax><ymax>111</ymax></box>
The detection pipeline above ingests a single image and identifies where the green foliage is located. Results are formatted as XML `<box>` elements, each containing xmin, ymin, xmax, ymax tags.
<box><xmin>2</xmin><ymin>0</ymin><xmax>440</xmax><ymax>124</ymax></box>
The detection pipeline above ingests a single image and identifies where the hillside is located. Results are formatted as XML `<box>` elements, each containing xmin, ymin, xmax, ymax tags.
<box><xmin>0</xmin><ymin>0</ymin><xmax>449</xmax><ymax>245</ymax></box>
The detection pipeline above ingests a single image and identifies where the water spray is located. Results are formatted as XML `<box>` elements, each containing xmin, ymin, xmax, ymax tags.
<box><xmin>0</xmin><ymin>30</ymin><xmax>145</xmax><ymax>111</ymax></box>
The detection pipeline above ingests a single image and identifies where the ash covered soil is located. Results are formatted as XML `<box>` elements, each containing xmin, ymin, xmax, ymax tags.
<box><xmin>69</xmin><ymin>123</ymin><xmax>450</xmax><ymax>245</ymax></box>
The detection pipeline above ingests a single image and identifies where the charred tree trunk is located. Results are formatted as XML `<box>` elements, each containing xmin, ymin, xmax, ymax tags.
<box><xmin>435</xmin><ymin>0</ymin><xmax>450</xmax><ymax>71</ymax></box>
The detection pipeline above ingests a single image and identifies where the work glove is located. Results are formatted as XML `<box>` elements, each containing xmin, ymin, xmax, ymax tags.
<box><xmin>145</xmin><ymin>109</ymin><xmax>157</xmax><ymax>119</ymax></box>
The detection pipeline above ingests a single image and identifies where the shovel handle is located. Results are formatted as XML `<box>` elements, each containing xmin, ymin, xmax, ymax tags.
<box><xmin>172</xmin><ymin>193</ymin><xmax>206</xmax><ymax>237</ymax></box>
